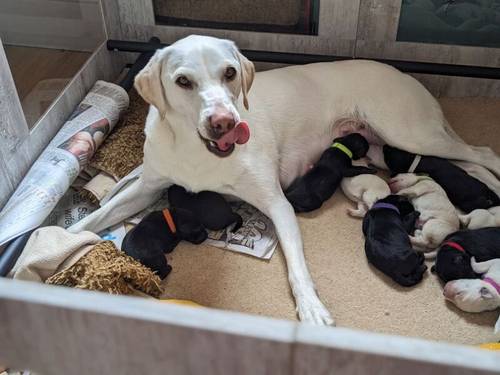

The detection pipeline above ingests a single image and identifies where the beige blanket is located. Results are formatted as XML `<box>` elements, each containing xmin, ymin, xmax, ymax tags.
<box><xmin>9</xmin><ymin>227</ymin><xmax>101</xmax><ymax>282</ymax></box>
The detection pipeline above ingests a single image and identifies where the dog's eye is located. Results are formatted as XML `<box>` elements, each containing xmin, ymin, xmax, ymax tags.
<box><xmin>480</xmin><ymin>287</ymin><xmax>493</xmax><ymax>299</ymax></box>
<box><xmin>176</xmin><ymin>75</ymin><xmax>192</xmax><ymax>89</ymax></box>
<box><xmin>224</xmin><ymin>67</ymin><xmax>237</xmax><ymax>81</ymax></box>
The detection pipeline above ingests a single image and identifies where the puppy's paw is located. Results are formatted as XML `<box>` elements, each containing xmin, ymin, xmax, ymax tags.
<box><xmin>296</xmin><ymin>295</ymin><xmax>335</xmax><ymax>326</ymax></box>
<box><xmin>347</xmin><ymin>208</ymin><xmax>365</xmax><ymax>218</ymax></box>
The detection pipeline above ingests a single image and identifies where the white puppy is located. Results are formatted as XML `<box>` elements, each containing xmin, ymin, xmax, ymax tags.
<box><xmin>444</xmin><ymin>258</ymin><xmax>500</xmax><ymax>334</ymax></box>
<box><xmin>68</xmin><ymin>35</ymin><xmax>500</xmax><ymax>325</ymax></box>
<box><xmin>341</xmin><ymin>173</ymin><xmax>390</xmax><ymax>217</ymax></box>
<box><xmin>389</xmin><ymin>173</ymin><xmax>460</xmax><ymax>250</ymax></box>
<box><xmin>459</xmin><ymin>206</ymin><xmax>500</xmax><ymax>230</ymax></box>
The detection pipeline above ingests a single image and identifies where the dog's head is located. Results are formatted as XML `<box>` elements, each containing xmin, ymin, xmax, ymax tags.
<box><xmin>379</xmin><ymin>194</ymin><xmax>415</xmax><ymax>217</ymax></box>
<box><xmin>433</xmin><ymin>244</ymin><xmax>476</xmax><ymax>282</ymax></box>
<box><xmin>332</xmin><ymin>133</ymin><xmax>370</xmax><ymax>160</ymax></box>
<box><xmin>170</xmin><ymin>207</ymin><xmax>208</xmax><ymax>244</ymax></box>
<box><xmin>393</xmin><ymin>252</ymin><xmax>427</xmax><ymax>287</ymax></box>
<box><xmin>134</xmin><ymin>35</ymin><xmax>255</xmax><ymax>158</ymax></box>
<box><xmin>383</xmin><ymin>145</ymin><xmax>416</xmax><ymax>173</ymax></box>
<box><xmin>443</xmin><ymin>258</ymin><xmax>500</xmax><ymax>313</ymax></box>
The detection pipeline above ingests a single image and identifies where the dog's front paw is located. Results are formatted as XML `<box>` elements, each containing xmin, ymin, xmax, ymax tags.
<box><xmin>296</xmin><ymin>295</ymin><xmax>335</xmax><ymax>326</ymax></box>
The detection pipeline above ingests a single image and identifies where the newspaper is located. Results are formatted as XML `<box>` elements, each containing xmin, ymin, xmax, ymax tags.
<box><xmin>205</xmin><ymin>201</ymin><xmax>278</xmax><ymax>259</ymax></box>
<box><xmin>0</xmin><ymin>81</ymin><xmax>129</xmax><ymax>246</ymax></box>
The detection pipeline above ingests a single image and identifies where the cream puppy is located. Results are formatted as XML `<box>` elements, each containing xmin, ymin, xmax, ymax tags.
<box><xmin>389</xmin><ymin>173</ymin><xmax>460</xmax><ymax>250</ymax></box>
<box><xmin>341</xmin><ymin>172</ymin><xmax>391</xmax><ymax>217</ymax></box>
<box><xmin>459</xmin><ymin>206</ymin><xmax>500</xmax><ymax>230</ymax></box>
<box><xmin>444</xmin><ymin>258</ymin><xmax>500</xmax><ymax>334</ymax></box>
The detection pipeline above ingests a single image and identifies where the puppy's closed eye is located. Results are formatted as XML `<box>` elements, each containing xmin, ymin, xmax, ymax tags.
<box><xmin>480</xmin><ymin>287</ymin><xmax>493</xmax><ymax>299</ymax></box>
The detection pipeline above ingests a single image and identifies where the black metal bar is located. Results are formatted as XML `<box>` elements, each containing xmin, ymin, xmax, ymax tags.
<box><xmin>118</xmin><ymin>37</ymin><xmax>161</xmax><ymax>91</ymax></box>
<box><xmin>0</xmin><ymin>41</ymin><xmax>162</xmax><ymax>277</ymax></box>
<box><xmin>0</xmin><ymin>230</ymin><xmax>33</xmax><ymax>277</ymax></box>
<box><xmin>107</xmin><ymin>39</ymin><xmax>500</xmax><ymax>80</ymax></box>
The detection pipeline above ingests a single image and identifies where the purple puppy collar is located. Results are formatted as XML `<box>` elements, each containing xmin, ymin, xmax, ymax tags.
<box><xmin>483</xmin><ymin>277</ymin><xmax>500</xmax><ymax>295</ymax></box>
<box><xmin>371</xmin><ymin>202</ymin><xmax>400</xmax><ymax>214</ymax></box>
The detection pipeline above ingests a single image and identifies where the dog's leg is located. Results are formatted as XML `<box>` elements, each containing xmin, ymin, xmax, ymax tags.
<box><xmin>411</xmin><ymin>221</ymin><xmax>453</xmax><ymax>250</ymax></box>
<box><xmin>347</xmin><ymin>201</ymin><xmax>367</xmax><ymax>218</ymax></box>
<box><xmin>68</xmin><ymin>175</ymin><xmax>165</xmax><ymax>234</ymax></box>
<box><xmin>237</xmin><ymin>181</ymin><xmax>334</xmax><ymax>325</ymax></box>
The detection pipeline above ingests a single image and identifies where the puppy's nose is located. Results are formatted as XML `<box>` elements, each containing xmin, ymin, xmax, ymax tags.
<box><xmin>443</xmin><ymin>284</ymin><xmax>456</xmax><ymax>300</ymax></box>
<box><xmin>209</xmin><ymin>112</ymin><xmax>235</xmax><ymax>138</ymax></box>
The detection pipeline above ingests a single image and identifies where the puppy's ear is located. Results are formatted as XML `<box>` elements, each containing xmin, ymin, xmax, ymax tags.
<box><xmin>134</xmin><ymin>48</ymin><xmax>170</xmax><ymax>119</ymax></box>
<box><xmin>471</xmin><ymin>257</ymin><xmax>496</xmax><ymax>274</ymax></box>
<box><xmin>233</xmin><ymin>47</ymin><xmax>255</xmax><ymax>110</ymax></box>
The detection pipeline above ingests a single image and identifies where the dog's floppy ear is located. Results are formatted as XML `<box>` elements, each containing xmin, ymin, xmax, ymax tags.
<box><xmin>471</xmin><ymin>257</ymin><xmax>497</xmax><ymax>274</ymax></box>
<box><xmin>234</xmin><ymin>48</ymin><xmax>255</xmax><ymax>110</ymax></box>
<box><xmin>134</xmin><ymin>48</ymin><xmax>170</xmax><ymax>119</ymax></box>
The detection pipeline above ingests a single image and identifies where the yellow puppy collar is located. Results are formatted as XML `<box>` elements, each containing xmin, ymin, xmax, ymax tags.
<box><xmin>331</xmin><ymin>142</ymin><xmax>353</xmax><ymax>159</ymax></box>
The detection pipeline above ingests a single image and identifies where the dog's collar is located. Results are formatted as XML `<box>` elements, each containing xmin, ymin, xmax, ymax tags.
<box><xmin>331</xmin><ymin>142</ymin><xmax>353</xmax><ymax>159</ymax></box>
<box><xmin>442</xmin><ymin>241</ymin><xmax>465</xmax><ymax>253</ymax></box>
<box><xmin>483</xmin><ymin>277</ymin><xmax>500</xmax><ymax>295</ymax></box>
<box><xmin>408</xmin><ymin>155</ymin><xmax>422</xmax><ymax>173</ymax></box>
<box><xmin>162</xmin><ymin>208</ymin><xmax>177</xmax><ymax>234</ymax></box>
<box><xmin>371</xmin><ymin>202</ymin><xmax>400</xmax><ymax>214</ymax></box>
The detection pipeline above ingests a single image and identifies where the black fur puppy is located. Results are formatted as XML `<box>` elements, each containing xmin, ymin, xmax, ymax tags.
<box><xmin>432</xmin><ymin>227</ymin><xmax>500</xmax><ymax>283</ymax></box>
<box><xmin>168</xmin><ymin>185</ymin><xmax>242</xmax><ymax>231</ymax></box>
<box><xmin>362</xmin><ymin>195</ymin><xmax>427</xmax><ymax>287</ymax></box>
<box><xmin>383</xmin><ymin>145</ymin><xmax>500</xmax><ymax>213</ymax></box>
<box><xmin>121</xmin><ymin>208</ymin><xmax>207</xmax><ymax>279</ymax></box>
<box><xmin>285</xmin><ymin>133</ymin><xmax>376</xmax><ymax>212</ymax></box>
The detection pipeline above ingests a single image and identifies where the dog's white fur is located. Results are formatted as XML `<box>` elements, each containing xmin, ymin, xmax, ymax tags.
<box><xmin>341</xmin><ymin>172</ymin><xmax>391</xmax><ymax>218</ymax></box>
<box><xmin>390</xmin><ymin>173</ymin><xmax>460</xmax><ymax>250</ymax></box>
<box><xmin>444</xmin><ymin>258</ymin><xmax>500</xmax><ymax>334</ymax></box>
<box><xmin>459</xmin><ymin>206</ymin><xmax>500</xmax><ymax>230</ymax></box>
<box><xmin>68</xmin><ymin>35</ymin><xmax>500</xmax><ymax>325</ymax></box>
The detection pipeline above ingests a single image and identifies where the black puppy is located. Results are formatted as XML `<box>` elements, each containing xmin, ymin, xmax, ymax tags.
<box><xmin>383</xmin><ymin>145</ymin><xmax>499</xmax><ymax>213</ymax></box>
<box><xmin>285</xmin><ymin>133</ymin><xmax>376</xmax><ymax>212</ymax></box>
<box><xmin>432</xmin><ymin>227</ymin><xmax>500</xmax><ymax>283</ymax></box>
<box><xmin>121</xmin><ymin>207</ymin><xmax>207</xmax><ymax>279</ymax></box>
<box><xmin>362</xmin><ymin>195</ymin><xmax>427</xmax><ymax>287</ymax></box>
<box><xmin>168</xmin><ymin>185</ymin><xmax>242</xmax><ymax>231</ymax></box>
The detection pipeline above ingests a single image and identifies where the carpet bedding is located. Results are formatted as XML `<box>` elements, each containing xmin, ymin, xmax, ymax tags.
<box><xmin>88</xmin><ymin>89</ymin><xmax>147</xmax><ymax>180</ymax></box>
<box><xmin>94</xmin><ymin>93</ymin><xmax>500</xmax><ymax>345</ymax></box>
<box><xmin>79</xmin><ymin>89</ymin><xmax>148</xmax><ymax>204</ymax></box>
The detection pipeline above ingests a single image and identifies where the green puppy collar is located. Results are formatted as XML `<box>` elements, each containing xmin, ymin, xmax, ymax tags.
<box><xmin>331</xmin><ymin>142</ymin><xmax>353</xmax><ymax>159</ymax></box>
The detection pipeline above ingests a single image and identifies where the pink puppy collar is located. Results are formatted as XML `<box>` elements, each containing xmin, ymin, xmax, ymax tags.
<box><xmin>483</xmin><ymin>277</ymin><xmax>500</xmax><ymax>295</ymax></box>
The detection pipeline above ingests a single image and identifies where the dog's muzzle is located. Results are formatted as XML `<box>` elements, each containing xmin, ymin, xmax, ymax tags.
<box><xmin>199</xmin><ymin>121</ymin><xmax>250</xmax><ymax>158</ymax></box>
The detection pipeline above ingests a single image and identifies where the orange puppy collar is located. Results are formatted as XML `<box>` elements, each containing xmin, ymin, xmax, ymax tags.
<box><xmin>162</xmin><ymin>209</ymin><xmax>176</xmax><ymax>234</ymax></box>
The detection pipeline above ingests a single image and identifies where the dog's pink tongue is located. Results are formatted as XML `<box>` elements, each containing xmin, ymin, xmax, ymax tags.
<box><xmin>216</xmin><ymin>121</ymin><xmax>250</xmax><ymax>151</ymax></box>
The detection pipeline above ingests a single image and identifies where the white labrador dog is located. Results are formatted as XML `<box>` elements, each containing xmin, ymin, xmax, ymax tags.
<box><xmin>389</xmin><ymin>173</ymin><xmax>460</xmax><ymax>250</ymax></box>
<box><xmin>444</xmin><ymin>257</ymin><xmax>500</xmax><ymax>334</ymax></box>
<box><xmin>69</xmin><ymin>35</ymin><xmax>500</xmax><ymax>325</ymax></box>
